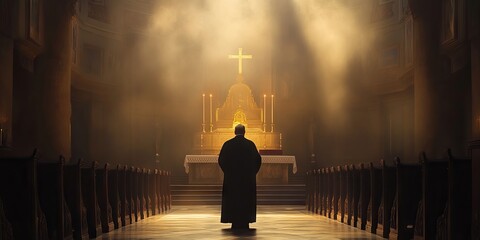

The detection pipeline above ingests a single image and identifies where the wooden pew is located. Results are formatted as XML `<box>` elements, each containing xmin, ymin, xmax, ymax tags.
<box><xmin>389</xmin><ymin>157</ymin><xmax>422</xmax><ymax>240</ymax></box>
<box><xmin>366</xmin><ymin>162</ymin><xmax>382</xmax><ymax>234</ymax></box>
<box><xmin>319</xmin><ymin>168</ymin><xmax>326</xmax><ymax>216</ymax></box>
<box><xmin>470</xmin><ymin>140</ymin><xmax>480</xmax><ymax>240</ymax></box>
<box><xmin>313</xmin><ymin>169</ymin><xmax>319</xmax><ymax>213</ymax></box>
<box><xmin>332</xmin><ymin>167</ymin><xmax>340</xmax><ymax>220</ymax></box>
<box><xmin>143</xmin><ymin>169</ymin><xmax>151</xmax><ymax>218</ymax></box>
<box><xmin>357</xmin><ymin>163</ymin><xmax>371</xmax><ymax>230</ymax></box>
<box><xmin>413</xmin><ymin>152</ymin><xmax>448</xmax><ymax>240</ymax></box>
<box><xmin>156</xmin><ymin>170</ymin><xmax>165</xmax><ymax>213</ymax></box>
<box><xmin>305</xmin><ymin>170</ymin><xmax>312</xmax><ymax>211</ymax></box>
<box><xmin>80</xmin><ymin>161</ymin><xmax>102</xmax><ymax>238</ymax></box>
<box><xmin>161</xmin><ymin>170</ymin><xmax>171</xmax><ymax>211</ymax></box>
<box><xmin>445</xmin><ymin>150</ymin><xmax>471</xmax><ymax>239</ymax></box>
<box><xmin>339</xmin><ymin>166</ymin><xmax>347</xmax><ymax>223</ymax></box>
<box><xmin>64</xmin><ymin>159</ymin><xmax>89</xmax><ymax>239</ymax></box>
<box><xmin>127</xmin><ymin>166</ymin><xmax>138</xmax><ymax>223</ymax></box>
<box><xmin>0</xmin><ymin>197</ymin><xmax>13</xmax><ymax>239</ymax></box>
<box><xmin>318</xmin><ymin>168</ymin><xmax>325</xmax><ymax>215</ymax></box>
<box><xmin>138</xmin><ymin>168</ymin><xmax>147</xmax><ymax>219</ymax></box>
<box><xmin>376</xmin><ymin>159</ymin><xmax>396</xmax><ymax>238</ymax></box>
<box><xmin>346</xmin><ymin>165</ymin><xmax>354</xmax><ymax>225</ymax></box>
<box><xmin>351</xmin><ymin>164</ymin><xmax>361</xmax><ymax>228</ymax></box>
<box><xmin>107</xmin><ymin>165</ymin><xmax>121</xmax><ymax>229</ymax></box>
<box><xmin>327</xmin><ymin>167</ymin><xmax>334</xmax><ymax>218</ymax></box>
<box><xmin>167</xmin><ymin>171</ymin><xmax>172</xmax><ymax>210</ymax></box>
<box><xmin>118</xmin><ymin>165</ymin><xmax>131</xmax><ymax>226</ymax></box>
<box><xmin>149</xmin><ymin>169</ymin><xmax>158</xmax><ymax>216</ymax></box>
<box><xmin>37</xmin><ymin>157</ymin><xmax>73</xmax><ymax>239</ymax></box>
<box><xmin>96</xmin><ymin>164</ymin><xmax>114</xmax><ymax>233</ymax></box>
<box><xmin>160</xmin><ymin>170</ymin><xmax>169</xmax><ymax>212</ymax></box>
<box><xmin>0</xmin><ymin>149</ymin><xmax>48</xmax><ymax>239</ymax></box>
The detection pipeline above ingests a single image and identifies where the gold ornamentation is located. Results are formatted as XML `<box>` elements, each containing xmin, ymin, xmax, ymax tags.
<box><xmin>233</xmin><ymin>108</ymin><xmax>247</xmax><ymax>128</ymax></box>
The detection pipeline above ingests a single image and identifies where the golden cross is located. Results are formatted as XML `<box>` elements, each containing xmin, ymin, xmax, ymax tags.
<box><xmin>228</xmin><ymin>48</ymin><xmax>252</xmax><ymax>74</ymax></box>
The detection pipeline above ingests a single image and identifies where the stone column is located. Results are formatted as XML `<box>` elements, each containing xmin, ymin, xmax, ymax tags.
<box><xmin>0</xmin><ymin>37</ymin><xmax>13</xmax><ymax>147</ymax></box>
<box><xmin>35</xmin><ymin>0</ymin><xmax>75</xmax><ymax>161</ymax></box>
<box><xmin>471</xmin><ymin>1</ymin><xmax>480</xmax><ymax>142</ymax></box>
<box><xmin>0</xmin><ymin>0</ymin><xmax>14</xmax><ymax>147</ymax></box>
<box><xmin>409</xmin><ymin>0</ymin><xmax>442</xmax><ymax>157</ymax></box>
<box><xmin>469</xmin><ymin>0</ymin><xmax>480</xmax><ymax>237</ymax></box>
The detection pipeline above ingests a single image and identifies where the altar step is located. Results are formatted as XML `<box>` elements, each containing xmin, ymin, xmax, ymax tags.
<box><xmin>171</xmin><ymin>174</ymin><xmax>306</xmax><ymax>185</ymax></box>
<box><xmin>171</xmin><ymin>184</ymin><xmax>305</xmax><ymax>205</ymax></box>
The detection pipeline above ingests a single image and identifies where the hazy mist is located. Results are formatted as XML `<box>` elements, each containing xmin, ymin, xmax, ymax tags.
<box><xmin>103</xmin><ymin>0</ymin><xmax>379</xmax><ymax>173</ymax></box>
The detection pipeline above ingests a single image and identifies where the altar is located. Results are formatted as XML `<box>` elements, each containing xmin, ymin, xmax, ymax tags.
<box><xmin>186</xmin><ymin>48</ymin><xmax>296</xmax><ymax>184</ymax></box>
<box><xmin>184</xmin><ymin>155</ymin><xmax>297</xmax><ymax>184</ymax></box>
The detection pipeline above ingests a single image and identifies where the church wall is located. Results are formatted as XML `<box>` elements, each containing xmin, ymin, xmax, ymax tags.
<box><xmin>70</xmin><ymin>0</ymin><xmax>144</xmax><ymax>168</ymax></box>
<box><xmin>378</xmin><ymin>87</ymin><xmax>414</xmax><ymax>163</ymax></box>
<box><xmin>12</xmin><ymin>52</ymin><xmax>41</xmax><ymax>154</ymax></box>
<box><xmin>71</xmin><ymin>88</ymin><xmax>92</xmax><ymax>162</ymax></box>
<box><xmin>0</xmin><ymin>36</ymin><xmax>13</xmax><ymax>147</ymax></box>
<box><xmin>0</xmin><ymin>0</ymin><xmax>17</xmax><ymax>149</ymax></box>
<box><xmin>436</xmin><ymin>65</ymin><xmax>472</xmax><ymax>156</ymax></box>
<box><xmin>1</xmin><ymin>0</ymin><xmax>39</xmax><ymax>154</ymax></box>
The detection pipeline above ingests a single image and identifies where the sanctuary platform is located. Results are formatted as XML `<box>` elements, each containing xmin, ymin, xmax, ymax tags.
<box><xmin>184</xmin><ymin>155</ymin><xmax>297</xmax><ymax>184</ymax></box>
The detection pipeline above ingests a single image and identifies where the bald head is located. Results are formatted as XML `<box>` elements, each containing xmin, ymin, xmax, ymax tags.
<box><xmin>234</xmin><ymin>124</ymin><xmax>245</xmax><ymax>136</ymax></box>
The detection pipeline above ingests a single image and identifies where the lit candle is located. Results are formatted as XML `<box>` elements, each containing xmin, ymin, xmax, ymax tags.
<box><xmin>0</xmin><ymin>128</ymin><xmax>3</xmax><ymax>146</ymax></box>
<box><xmin>271</xmin><ymin>94</ymin><xmax>274</xmax><ymax>124</ymax></box>
<box><xmin>202</xmin><ymin>94</ymin><xmax>205</xmax><ymax>132</ymax></box>
<box><xmin>210</xmin><ymin>94</ymin><xmax>213</xmax><ymax>132</ymax></box>
<box><xmin>263</xmin><ymin>94</ymin><xmax>266</xmax><ymax>132</ymax></box>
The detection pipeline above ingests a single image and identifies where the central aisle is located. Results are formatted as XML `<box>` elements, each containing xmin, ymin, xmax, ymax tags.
<box><xmin>98</xmin><ymin>205</ymin><xmax>384</xmax><ymax>239</ymax></box>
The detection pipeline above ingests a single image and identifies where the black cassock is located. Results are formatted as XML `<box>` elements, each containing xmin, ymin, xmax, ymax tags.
<box><xmin>218</xmin><ymin>135</ymin><xmax>262</xmax><ymax>224</ymax></box>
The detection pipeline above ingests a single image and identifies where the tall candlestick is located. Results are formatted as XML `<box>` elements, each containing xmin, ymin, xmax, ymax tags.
<box><xmin>263</xmin><ymin>94</ymin><xmax>266</xmax><ymax>132</ymax></box>
<box><xmin>209</xmin><ymin>94</ymin><xmax>213</xmax><ymax>132</ymax></box>
<box><xmin>271</xmin><ymin>94</ymin><xmax>274</xmax><ymax>132</ymax></box>
<box><xmin>202</xmin><ymin>94</ymin><xmax>205</xmax><ymax>132</ymax></box>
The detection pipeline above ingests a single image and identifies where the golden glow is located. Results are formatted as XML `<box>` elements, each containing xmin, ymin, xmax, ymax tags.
<box><xmin>292</xmin><ymin>1</ymin><xmax>374</xmax><ymax>126</ymax></box>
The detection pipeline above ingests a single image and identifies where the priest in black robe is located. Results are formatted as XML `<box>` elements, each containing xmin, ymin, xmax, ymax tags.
<box><xmin>218</xmin><ymin>124</ymin><xmax>262</xmax><ymax>229</ymax></box>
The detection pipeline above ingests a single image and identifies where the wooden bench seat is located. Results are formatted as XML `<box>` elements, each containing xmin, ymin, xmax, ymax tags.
<box><xmin>0</xmin><ymin>149</ymin><xmax>48</xmax><ymax>240</ymax></box>
<box><xmin>366</xmin><ymin>162</ymin><xmax>382</xmax><ymax>234</ymax></box>
<box><xmin>414</xmin><ymin>152</ymin><xmax>448</xmax><ymax>240</ymax></box>
<box><xmin>96</xmin><ymin>164</ymin><xmax>114</xmax><ymax>233</ymax></box>
<box><xmin>64</xmin><ymin>159</ymin><xmax>89</xmax><ymax>240</ymax></box>
<box><xmin>81</xmin><ymin>161</ymin><xmax>102</xmax><ymax>238</ymax></box>
<box><xmin>389</xmin><ymin>157</ymin><xmax>422</xmax><ymax>240</ymax></box>
<box><xmin>376</xmin><ymin>159</ymin><xmax>396</xmax><ymax>238</ymax></box>
<box><xmin>357</xmin><ymin>163</ymin><xmax>370</xmax><ymax>230</ymax></box>
<box><xmin>38</xmin><ymin>157</ymin><xmax>73</xmax><ymax>239</ymax></box>
<box><xmin>118</xmin><ymin>165</ymin><xmax>131</xmax><ymax>226</ymax></box>
<box><xmin>107</xmin><ymin>165</ymin><xmax>122</xmax><ymax>229</ymax></box>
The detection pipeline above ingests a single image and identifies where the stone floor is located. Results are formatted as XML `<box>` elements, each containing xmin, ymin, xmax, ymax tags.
<box><xmin>98</xmin><ymin>205</ymin><xmax>385</xmax><ymax>239</ymax></box>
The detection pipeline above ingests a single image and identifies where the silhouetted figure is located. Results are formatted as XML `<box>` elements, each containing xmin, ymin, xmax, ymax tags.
<box><xmin>219</xmin><ymin>124</ymin><xmax>262</xmax><ymax>229</ymax></box>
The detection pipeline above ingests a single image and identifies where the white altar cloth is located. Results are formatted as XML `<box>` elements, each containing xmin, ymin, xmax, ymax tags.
<box><xmin>184</xmin><ymin>155</ymin><xmax>297</xmax><ymax>174</ymax></box>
